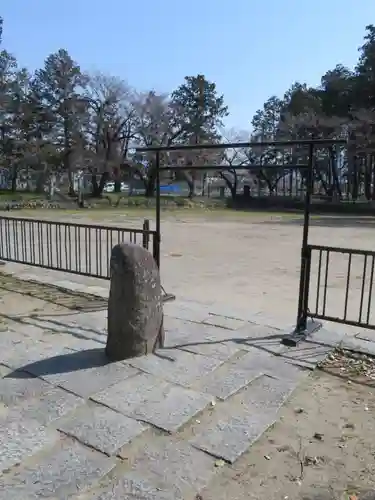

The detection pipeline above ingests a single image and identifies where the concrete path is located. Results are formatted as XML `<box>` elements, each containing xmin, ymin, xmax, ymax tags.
<box><xmin>0</xmin><ymin>271</ymin><xmax>350</xmax><ymax>499</ymax></box>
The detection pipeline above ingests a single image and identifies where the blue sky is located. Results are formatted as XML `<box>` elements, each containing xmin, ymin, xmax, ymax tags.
<box><xmin>1</xmin><ymin>1</ymin><xmax>373</xmax><ymax>129</ymax></box>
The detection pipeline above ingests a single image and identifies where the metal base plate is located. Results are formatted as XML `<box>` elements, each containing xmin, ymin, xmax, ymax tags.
<box><xmin>281</xmin><ymin>319</ymin><xmax>323</xmax><ymax>347</ymax></box>
<box><xmin>162</xmin><ymin>292</ymin><xmax>176</xmax><ymax>303</ymax></box>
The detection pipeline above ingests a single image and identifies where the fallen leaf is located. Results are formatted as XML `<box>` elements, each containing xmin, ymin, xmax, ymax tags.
<box><xmin>214</xmin><ymin>459</ymin><xmax>225</xmax><ymax>468</ymax></box>
<box><xmin>313</xmin><ymin>432</ymin><xmax>324</xmax><ymax>441</ymax></box>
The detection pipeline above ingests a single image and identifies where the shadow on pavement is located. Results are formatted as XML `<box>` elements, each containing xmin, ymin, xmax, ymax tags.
<box><xmin>5</xmin><ymin>348</ymin><xmax>108</xmax><ymax>379</ymax></box>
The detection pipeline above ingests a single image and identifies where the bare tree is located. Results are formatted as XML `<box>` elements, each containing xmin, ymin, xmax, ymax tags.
<box><xmin>84</xmin><ymin>72</ymin><xmax>137</xmax><ymax>196</ymax></box>
<box><xmin>131</xmin><ymin>91</ymin><xmax>184</xmax><ymax>196</ymax></box>
<box><xmin>219</xmin><ymin>128</ymin><xmax>253</xmax><ymax>200</ymax></box>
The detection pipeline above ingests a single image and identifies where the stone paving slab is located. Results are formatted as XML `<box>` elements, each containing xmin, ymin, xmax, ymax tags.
<box><xmin>189</xmin><ymin>375</ymin><xmax>298</xmax><ymax>463</ymax></box>
<box><xmin>340</xmin><ymin>336</ymin><xmax>375</xmax><ymax>356</ymax></box>
<box><xmin>305</xmin><ymin>326</ymin><xmax>347</xmax><ymax>348</ymax></box>
<box><xmin>92</xmin><ymin>372</ymin><xmax>213</xmax><ymax>432</ymax></box>
<box><xmin>246</xmin><ymin>311</ymin><xmax>292</xmax><ymax>330</ymax></box>
<box><xmin>6</xmin><ymin>320</ymin><xmax>104</xmax><ymax>352</ymax></box>
<box><xmin>41</xmin><ymin>311</ymin><xmax>108</xmax><ymax>333</ymax></box>
<box><xmin>191</xmin><ymin>409</ymin><xmax>278</xmax><ymax>464</ymax></box>
<box><xmin>239</xmin><ymin>373</ymin><xmax>299</xmax><ymax>411</ymax></box>
<box><xmin>57</xmin><ymin>360</ymin><xmax>139</xmax><ymax>399</ymax></box>
<box><xmin>239</xmin><ymin>349</ymin><xmax>306</xmax><ymax>381</ymax></box>
<box><xmin>0</xmin><ymin>364</ymin><xmax>11</xmax><ymax>378</ymax></box>
<box><xmin>17</xmin><ymin>347</ymin><xmax>140</xmax><ymax>397</ymax></box>
<box><xmin>82</xmin><ymin>438</ymin><xmax>216</xmax><ymax>499</ymax></box>
<box><xmin>194</xmin><ymin>362</ymin><xmax>263</xmax><ymax>400</ymax></box>
<box><xmin>0</xmin><ymin>371</ymin><xmax>51</xmax><ymax>407</ymax></box>
<box><xmin>0</xmin><ymin>415</ymin><xmax>59</xmax><ymax>473</ymax></box>
<box><xmin>82</xmin><ymin>471</ymin><xmax>178</xmax><ymax>500</ymax></box>
<box><xmin>163</xmin><ymin>316</ymin><xmax>236</xmax><ymax>351</ymax></box>
<box><xmin>4</xmin><ymin>323</ymin><xmax>48</xmax><ymax>341</ymax></box>
<box><xmin>0</xmin><ymin>330</ymin><xmax>45</xmax><ymax>363</ymax></box>
<box><xmin>57</xmin><ymin>335</ymin><xmax>105</xmax><ymax>352</ymax></box>
<box><xmin>9</xmin><ymin>322</ymin><xmax>104</xmax><ymax>353</ymax></box>
<box><xmin>53</xmin><ymin>280</ymin><xmax>109</xmax><ymax>299</ymax></box>
<box><xmin>126</xmin><ymin>348</ymin><xmax>223</xmax><ymax>388</ymax></box>
<box><xmin>163</xmin><ymin>301</ymin><xmax>212</xmax><ymax>323</ymax></box>
<box><xmin>23</xmin><ymin>316</ymin><xmax>106</xmax><ymax>344</ymax></box>
<box><xmin>117</xmin><ymin>437</ymin><xmax>217</xmax><ymax>499</ymax></box>
<box><xmin>130</xmin><ymin>384</ymin><xmax>213</xmax><ymax>432</ymax></box>
<box><xmin>229</xmin><ymin>322</ymin><xmax>289</xmax><ymax>355</ymax></box>
<box><xmin>204</xmin><ymin>305</ymin><xmax>266</xmax><ymax>323</ymax></box>
<box><xmin>278</xmin><ymin>341</ymin><xmax>333</xmax><ymax>369</ymax></box>
<box><xmin>0</xmin><ymin>438</ymin><xmax>116</xmax><ymax>499</ymax></box>
<box><xmin>58</xmin><ymin>404</ymin><xmax>149</xmax><ymax>456</ymax></box>
<box><xmin>1</xmin><ymin>337</ymin><xmax>73</xmax><ymax>372</ymax></box>
<box><xmin>355</xmin><ymin>331</ymin><xmax>375</xmax><ymax>343</ymax></box>
<box><xmin>178</xmin><ymin>339</ymin><xmax>241</xmax><ymax>361</ymax></box>
<box><xmin>91</xmin><ymin>372</ymin><xmax>169</xmax><ymax>416</ymax></box>
<box><xmin>7</xmin><ymin>386</ymin><xmax>84</xmax><ymax>426</ymax></box>
<box><xmin>201</xmin><ymin>314</ymin><xmax>247</xmax><ymax>330</ymax></box>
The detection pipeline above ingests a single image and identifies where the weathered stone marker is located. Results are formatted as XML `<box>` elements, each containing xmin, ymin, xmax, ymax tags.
<box><xmin>106</xmin><ymin>242</ymin><xmax>164</xmax><ymax>361</ymax></box>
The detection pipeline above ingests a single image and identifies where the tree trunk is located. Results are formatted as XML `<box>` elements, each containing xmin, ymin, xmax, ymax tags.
<box><xmin>10</xmin><ymin>164</ymin><xmax>17</xmax><ymax>192</ymax></box>
<box><xmin>113</xmin><ymin>166</ymin><xmax>122</xmax><ymax>193</ymax></box>
<box><xmin>220</xmin><ymin>171</ymin><xmax>237</xmax><ymax>200</ymax></box>
<box><xmin>330</xmin><ymin>148</ymin><xmax>342</xmax><ymax>200</ymax></box>
<box><xmin>365</xmin><ymin>156</ymin><xmax>372</xmax><ymax>200</ymax></box>
<box><xmin>68</xmin><ymin>175</ymin><xmax>75</xmax><ymax>196</ymax></box>
<box><xmin>35</xmin><ymin>165</ymin><xmax>48</xmax><ymax>194</ymax></box>
<box><xmin>91</xmin><ymin>172</ymin><xmax>109</xmax><ymax>197</ymax></box>
<box><xmin>259</xmin><ymin>171</ymin><xmax>273</xmax><ymax>195</ymax></box>
<box><xmin>371</xmin><ymin>154</ymin><xmax>375</xmax><ymax>200</ymax></box>
<box><xmin>91</xmin><ymin>174</ymin><xmax>99</xmax><ymax>197</ymax></box>
<box><xmin>182</xmin><ymin>171</ymin><xmax>194</xmax><ymax>198</ymax></box>
<box><xmin>145</xmin><ymin>178</ymin><xmax>155</xmax><ymax>197</ymax></box>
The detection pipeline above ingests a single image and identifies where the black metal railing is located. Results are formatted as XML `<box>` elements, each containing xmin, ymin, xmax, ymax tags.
<box><xmin>0</xmin><ymin>216</ymin><xmax>157</xmax><ymax>280</ymax></box>
<box><xmin>298</xmin><ymin>244</ymin><xmax>375</xmax><ymax>331</ymax></box>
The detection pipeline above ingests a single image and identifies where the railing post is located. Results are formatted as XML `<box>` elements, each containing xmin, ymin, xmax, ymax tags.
<box><xmin>155</xmin><ymin>150</ymin><xmax>161</xmax><ymax>269</ymax></box>
<box><xmin>295</xmin><ymin>142</ymin><xmax>314</xmax><ymax>333</ymax></box>
<box><xmin>282</xmin><ymin>142</ymin><xmax>316</xmax><ymax>346</ymax></box>
<box><xmin>153</xmin><ymin>231</ymin><xmax>159</xmax><ymax>268</ymax></box>
<box><xmin>297</xmin><ymin>245</ymin><xmax>312</xmax><ymax>332</ymax></box>
<box><xmin>142</xmin><ymin>219</ymin><xmax>150</xmax><ymax>249</ymax></box>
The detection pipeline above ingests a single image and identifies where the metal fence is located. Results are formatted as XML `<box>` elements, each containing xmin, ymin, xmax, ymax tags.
<box><xmin>298</xmin><ymin>244</ymin><xmax>375</xmax><ymax>332</ymax></box>
<box><xmin>0</xmin><ymin>216</ymin><xmax>157</xmax><ymax>280</ymax></box>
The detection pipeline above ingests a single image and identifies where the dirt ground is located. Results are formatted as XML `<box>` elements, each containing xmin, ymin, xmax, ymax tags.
<box><xmin>159</xmin><ymin>214</ymin><xmax>375</xmax><ymax>329</ymax></box>
<box><xmin>1</xmin><ymin>278</ymin><xmax>375</xmax><ymax>500</ymax></box>
<box><xmin>12</xmin><ymin>210</ymin><xmax>375</xmax><ymax>330</ymax></box>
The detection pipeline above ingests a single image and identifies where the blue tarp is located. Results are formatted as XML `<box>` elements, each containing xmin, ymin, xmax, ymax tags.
<box><xmin>160</xmin><ymin>184</ymin><xmax>181</xmax><ymax>193</ymax></box>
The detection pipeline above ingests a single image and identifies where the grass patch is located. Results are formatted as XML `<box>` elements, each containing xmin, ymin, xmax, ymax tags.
<box><xmin>0</xmin><ymin>272</ymin><xmax>106</xmax><ymax>311</ymax></box>
<box><xmin>0</xmin><ymin>190</ymin><xmax>45</xmax><ymax>201</ymax></box>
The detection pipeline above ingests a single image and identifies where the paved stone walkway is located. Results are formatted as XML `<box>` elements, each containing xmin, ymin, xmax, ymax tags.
<box><xmin>0</xmin><ymin>272</ymin><xmax>356</xmax><ymax>499</ymax></box>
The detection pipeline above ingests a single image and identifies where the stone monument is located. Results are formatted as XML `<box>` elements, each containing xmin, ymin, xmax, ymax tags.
<box><xmin>106</xmin><ymin>242</ymin><xmax>164</xmax><ymax>361</ymax></box>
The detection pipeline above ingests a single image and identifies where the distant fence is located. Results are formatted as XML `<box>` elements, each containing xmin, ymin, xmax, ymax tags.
<box><xmin>299</xmin><ymin>245</ymin><xmax>375</xmax><ymax>331</ymax></box>
<box><xmin>229</xmin><ymin>195</ymin><xmax>375</xmax><ymax>215</ymax></box>
<box><xmin>0</xmin><ymin>216</ymin><xmax>157</xmax><ymax>279</ymax></box>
